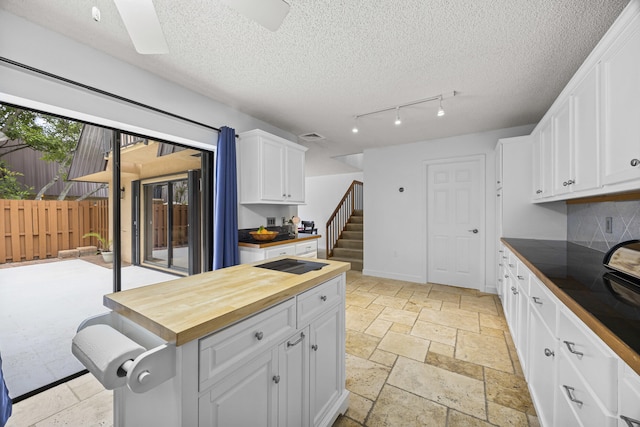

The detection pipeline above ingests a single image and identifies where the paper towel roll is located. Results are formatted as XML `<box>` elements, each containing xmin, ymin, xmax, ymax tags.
<box><xmin>72</xmin><ymin>324</ymin><xmax>146</xmax><ymax>390</ymax></box>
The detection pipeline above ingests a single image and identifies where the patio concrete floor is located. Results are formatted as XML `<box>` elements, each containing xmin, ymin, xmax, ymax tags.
<box><xmin>0</xmin><ymin>258</ymin><xmax>177</xmax><ymax>398</ymax></box>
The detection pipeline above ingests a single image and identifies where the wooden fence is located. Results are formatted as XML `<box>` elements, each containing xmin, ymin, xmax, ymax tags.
<box><xmin>151</xmin><ymin>202</ymin><xmax>189</xmax><ymax>249</ymax></box>
<box><xmin>0</xmin><ymin>199</ymin><xmax>109</xmax><ymax>264</ymax></box>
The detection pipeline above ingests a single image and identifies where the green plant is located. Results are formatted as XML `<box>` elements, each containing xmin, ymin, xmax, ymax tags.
<box><xmin>82</xmin><ymin>232</ymin><xmax>112</xmax><ymax>252</ymax></box>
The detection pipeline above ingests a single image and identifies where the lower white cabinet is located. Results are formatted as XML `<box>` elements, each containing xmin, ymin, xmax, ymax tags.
<box><xmin>499</xmin><ymin>245</ymin><xmax>640</xmax><ymax>427</ymax></box>
<box><xmin>198</xmin><ymin>274</ymin><xmax>347</xmax><ymax>427</ymax></box>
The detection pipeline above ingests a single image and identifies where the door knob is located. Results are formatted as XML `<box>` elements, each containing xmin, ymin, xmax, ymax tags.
<box><xmin>468</xmin><ymin>229</ymin><xmax>478</xmax><ymax>234</ymax></box>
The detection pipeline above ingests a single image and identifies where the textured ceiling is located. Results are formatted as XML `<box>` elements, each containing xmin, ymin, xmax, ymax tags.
<box><xmin>0</xmin><ymin>0</ymin><xmax>630</xmax><ymax>176</ymax></box>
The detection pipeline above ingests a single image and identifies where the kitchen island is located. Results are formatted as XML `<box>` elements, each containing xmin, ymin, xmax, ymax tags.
<box><xmin>89</xmin><ymin>257</ymin><xmax>350</xmax><ymax>427</ymax></box>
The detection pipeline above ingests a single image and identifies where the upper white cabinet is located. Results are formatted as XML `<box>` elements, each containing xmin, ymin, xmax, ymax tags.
<box><xmin>600</xmin><ymin>12</ymin><xmax>640</xmax><ymax>186</ymax></box>
<box><xmin>239</xmin><ymin>129</ymin><xmax>308</xmax><ymax>204</ymax></box>
<box><xmin>532</xmin><ymin>1</ymin><xmax>640</xmax><ymax>202</ymax></box>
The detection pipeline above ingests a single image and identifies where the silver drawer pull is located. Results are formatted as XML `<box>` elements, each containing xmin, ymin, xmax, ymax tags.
<box><xmin>562</xmin><ymin>385</ymin><xmax>583</xmax><ymax>408</ymax></box>
<box><xmin>504</xmin><ymin>275</ymin><xmax>509</xmax><ymax>279</ymax></box>
<box><xmin>502</xmin><ymin>256</ymin><xmax>508</xmax><ymax>259</ymax></box>
<box><xmin>517</xmin><ymin>275</ymin><xmax>525</xmax><ymax>280</ymax></box>
<box><xmin>320</xmin><ymin>295</ymin><xmax>327</xmax><ymax>302</ymax></box>
<box><xmin>509</xmin><ymin>263</ymin><xmax>515</xmax><ymax>268</ymax></box>
<box><xmin>563</xmin><ymin>341</ymin><xmax>583</xmax><ymax>359</ymax></box>
<box><xmin>511</xmin><ymin>286</ymin><xmax>518</xmax><ymax>295</ymax></box>
<box><xmin>532</xmin><ymin>297</ymin><xmax>543</xmax><ymax>305</ymax></box>
<box><xmin>273</xmin><ymin>375</ymin><xmax>280</xmax><ymax>384</ymax></box>
<box><xmin>255</xmin><ymin>331</ymin><xmax>264</xmax><ymax>341</ymax></box>
<box><xmin>287</xmin><ymin>332</ymin><xmax>305</xmax><ymax>347</ymax></box>
<box><xmin>536</xmin><ymin>189</ymin><xmax>542</xmax><ymax>194</ymax></box>
<box><xmin>621</xmin><ymin>415</ymin><xmax>640</xmax><ymax>427</ymax></box>
<box><xmin>544</xmin><ymin>348</ymin><xmax>554</xmax><ymax>357</ymax></box>
<box><xmin>631</xmin><ymin>159</ymin><xmax>640</xmax><ymax>167</ymax></box>
<box><xmin>311</xmin><ymin>344</ymin><xmax>318</xmax><ymax>351</ymax></box>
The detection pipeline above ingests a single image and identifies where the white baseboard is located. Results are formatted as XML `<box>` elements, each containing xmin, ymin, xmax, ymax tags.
<box><xmin>361</xmin><ymin>269</ymin><xmax>424</xmax><ymax>284</ymax></box>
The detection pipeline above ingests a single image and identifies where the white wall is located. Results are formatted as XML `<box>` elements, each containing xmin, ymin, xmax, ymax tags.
<box><xmin>298</xmin><ymin>172</ymin><xmax>364</xmax><ymax>250</ymax></box>
<box><xmin>0</xmin><ymin>10</ymin><xmax>296</xmax><ymax>231</ymax></box>
<box><xmin>363</xmin><ymin>124</ymin><xmax>539</xmax><ymax>290</ymax></box>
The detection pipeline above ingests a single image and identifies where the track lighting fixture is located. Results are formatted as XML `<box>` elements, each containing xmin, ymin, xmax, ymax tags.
<box><xmin>437</xmin><ymin>96</ymin><xmax>445</xmax><ymax>117</ymax></box>
<box><xmin>351</xmin><ymin>90</ymin><xmax>457</xmax><ymax>133</ymax></box>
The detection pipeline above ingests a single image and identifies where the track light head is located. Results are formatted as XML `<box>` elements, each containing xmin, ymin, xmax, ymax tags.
<box><xmin>352</xmin><ymin>126</ymin><xmax>359</xmax><ymax>133</ymax></box>
<box><xmin>437</xmin><ymin>97</ymin><xmax>445</xmax><ymax>117</ymax></box>
<box><xmin>394</xmin><ymin>107</ymin><xmax>402</xmax><ymax>125</ymax></box>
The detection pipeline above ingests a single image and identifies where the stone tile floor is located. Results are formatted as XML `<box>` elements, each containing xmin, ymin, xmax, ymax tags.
<box><xmin>6</xmin><ymin>271</ymin><xmax>538</xmax><ymax>426</ymax></box>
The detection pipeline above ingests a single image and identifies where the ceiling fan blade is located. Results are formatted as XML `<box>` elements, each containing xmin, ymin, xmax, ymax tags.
<box><xmin>113</xmin><ymin>0</ymin><xmax>169</xmax><ymax>54</ymax></box>
<box><xmin>221</xmin><ymin>0</ymin><xmax>290</xmax><ymax>31</ymax></box>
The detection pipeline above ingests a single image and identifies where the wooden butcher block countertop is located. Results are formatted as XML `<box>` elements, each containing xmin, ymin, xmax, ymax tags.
<box><xmin>104</xmin><ymin>257</ymin><xmax>350</xmax><ymax>346</ymax></box>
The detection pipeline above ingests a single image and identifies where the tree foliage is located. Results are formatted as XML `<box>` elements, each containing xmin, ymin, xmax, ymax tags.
<box><xmin>0</xmin><ymin>104</ymin><xmax>83</xmax><ymax>199</ymax></box>
<box><xmin>0</xmin><ymin>159</ymin><xmax>32</xmax><ymax>199</ymax></box>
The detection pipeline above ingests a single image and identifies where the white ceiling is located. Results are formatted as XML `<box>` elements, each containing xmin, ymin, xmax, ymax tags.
<box><xmin>0</xmin><ymin>0</ymin><xmax>630</xmax><ymax>176</ymax></box>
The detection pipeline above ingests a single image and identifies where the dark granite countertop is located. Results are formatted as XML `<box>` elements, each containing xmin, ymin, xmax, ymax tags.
<box><xmin>502</xmin><ymin>238</ymin><xmax>640</xmax><ymax>372</ymax></box>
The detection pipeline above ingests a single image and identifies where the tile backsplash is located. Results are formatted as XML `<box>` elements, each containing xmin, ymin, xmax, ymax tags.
<box><xmin>567</xmin><ymin>200</ymin><xmax>640</xmax><ymax>253</ymax></box>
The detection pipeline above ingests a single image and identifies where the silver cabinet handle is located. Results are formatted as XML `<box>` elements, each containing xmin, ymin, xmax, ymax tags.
<box><xmin>563</xmin><ymin>341</ymin><xmax>583</xmax><ymax>358</ymax></box>
<box><xmin>509</xmin><ymin>263</ymin><xmax>515</xmax><ymax>268</ymax></box>
<box><xmin>255</xmin><ymin>331</ymin><xmax>264</xmax><ymax>341</ymax></box>
<box><xmin>562</xmin><ymin>385</ymin><xmax>583</xmax><ymax>407</ymax></box>
<box><xmin>287</xmin><ymin>194</ymin><xmax>291</xmax><ymax>197</ymax></box>
<box><xmin>468</xmin><ymin>229</ymin><xmax>478</xmax><ymax>234</ymax></box>
<box><xmin>311</xmin><ymin>344</ymin><xmax>318</xmax><ymax>351</ymax></box>
<box><xmin>282</xmin><ymin>194</ymin><xmax>286</xmax><ymax>197</ymax></box>
<box><xmin>273</xmin><ymin>375</ymin><xmax>280</xmax><ymax>384</ymax></box>
<box><xmin>544</xmin><ymin>348</ymin><xmax>554</xmax><ymax>357</ymax></box>
<box><xmin>517</xmin><ymin>275</ymin><xmax>525</xmax><ymax>280</ymax></box>
<box><xmin>320</xmin><ymin>295</ymin><xmax>327</xmax><ymax>302</ymax></box>
<box><xmin>563</xmin><ymin>181</ymin><xmax>568</xmax><ymax>187</ymax></box>
<box><xmin>532</xmin><ymin>297</ymin><xmax>543</xmax><ymax>305</ymax></box>
<box><xmin>621</xmin><ymin>415</ymin><xmax>640</xmax><ymax>427</ymax></box>
<box><xmin>504</xmin><ymin>275</ymin><xmax>509</xmax><ymax>279</ymax></box>
<box><xmin>287</xmin><ymin>332</ymin><xmax>305</xmax><ymax>347</ymax></box>
<box><xmin>511</xmin><ymin>286</ymin><xmax>519</xmax><ymax>295</ymax></box>
<box><xmin>631</xmin><ymin>159</ymin><xmax>640</xmax><ymax>167</ymax></box>
<box><xmin>502</xmin><ymin>256</ymin><xmax>508</xmax><ymax>259</ymax></box>
<box><xmin>536</xmin><ymin>189</ymin><xmax>542</xmax><ymax>194</ymax></box>
<box><xmin>567</xmin><ymin>179</ymin><xmax>575</xmax><ymax>185</ymax></box>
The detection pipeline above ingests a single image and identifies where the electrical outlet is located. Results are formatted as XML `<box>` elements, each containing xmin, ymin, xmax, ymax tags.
<box><xmin>266</xmin><ymin>217</ymin><xmax>276</xmax><ymax>226</ymax></box>
<box><xmin>605</xmin><ymin>217</ymin><xmax>613</xmax><ymax>234</ymax></box>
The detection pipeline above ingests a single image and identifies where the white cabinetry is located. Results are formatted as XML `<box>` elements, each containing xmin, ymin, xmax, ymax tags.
<box><xmin>532</xmin><ymin>120</ymin><xmax>553</xmax><ymax>199</ymax></box>
<box><xmin>198</xmin><ymin>275</ymin><xmax>347</xmax><ymax>427</ymax></box>
<box><xmin>239</xmin><ymin>129</ymin><xmax>307</xmax><ymax>204</ymax></box>
<box><xmin>619</xmin><ymin>364</ymin><xmax>640</xmax><ymax>427</ymax></box>
<box><xmin>600</xmin><ymin>12</ymin><xmax>640</xmax><ymax>186</ymax></box>
<box><xmin>571</xmin><ymin>65</ymin><xmax>600</xmax><ymax>192</ymax></box>
<box><xmin>240</xmin><ymin>239</ymin><xmax>318</xmax><ymax>264</ymax></box>
<box><xmin>552</xmin><ymin>98</ymin><xmax>573</xmax><ymax>196</ymax></box>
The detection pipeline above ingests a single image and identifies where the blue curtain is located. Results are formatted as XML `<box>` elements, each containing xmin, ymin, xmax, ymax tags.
<box><xmin>213</xmin><ymin>126</ymin><xmax>239</xmax><ymax>269</ymax></box>
<box><xmin>0</xmin><ymin>353</ymin><xmax>11</xmax><ymax>427</ymax></box>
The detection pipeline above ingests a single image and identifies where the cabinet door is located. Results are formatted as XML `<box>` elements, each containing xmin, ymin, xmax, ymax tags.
<box><xmin>515</xmin><ymin>275</ymin><xmax>529</xmax><ymax>374</ymax></box>
<box><xmin>572</xmin><ymin>65</ymin><xmax>600</xmax><ymax>192</ymax></box>
<box><xmin>286</xmin><ymin>147</ymin><xmax>306</xmax><ymax>203</ymax></box>
<box><xmin>601</xmin><ymin>17</ymin><xmax>640</xmax><ymax>185</ymax></box>
<box><xmin>619</xmin><ymin>366</ymin><xmax>640</xmax><ymax>427</ymax></box>
<box><xmin>199</xmin><ymin>348</ymin><xmax>278</xmax><ymax>427</ymax></box>
<box><xmin>279</xmin><ymin>329</ymin><xmax>310</xmax><ymax>427</ymax></box>
<box><xmin>528</xmin><ymin>308</ymin><xmax>557</xmax><ymax>427</ymax></box>
<box><xmin>261</xmin><ymin>138</ymin><xmax>286</xmax><ymax>201</ymax></box>
<box><xmin>552</xmin><ymin>99</ymin><xmax>573</xmax><ymax>195</ymax></box>
<box><xmin>531</xmin><ymin>130</ymin><xmax>543</xmax><ymax>199</ymax></box>
<box><xmin>538</xmin><ymin>120</ymin><xmax>553</xmax><ymax>198</ymax></box>
<box><xmin>309</xmin><ymin>306</ymin><xmax>343</xmax><ymax>427</ymax></box>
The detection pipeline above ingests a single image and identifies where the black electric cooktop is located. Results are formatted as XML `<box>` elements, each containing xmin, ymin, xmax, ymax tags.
<box><xmin>255</xmin><ymin>259</ymin><xmax>328</xmax><ymax>275</ymax></box>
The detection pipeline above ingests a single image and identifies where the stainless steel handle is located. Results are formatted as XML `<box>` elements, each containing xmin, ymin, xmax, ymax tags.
<box><xmin>631</xmin><ymin>159</ymin><xmax>640</xmax><ymax>167</ymax></box>
<box><xmin>536</xmin><ymin>189</ymin><xmax>542</xmax><ymax>194</ymax></box>
<box><xmin>468</xmin><ymin>229</ymin><xmax>478</xmax><ymax>234</ymax></box>
<box><xmin>502</xmin><ymin>256</ymin><xmax>508</xmax><ymax>259</ymax></box>
<box><xmin>509</xmin><ymin>263</ymin><xmax>515</xmax><ymax>268</ymax></box>
<box><xmin>563</xmin><ymin>181</ymin><xmax>568</xmax><ymax>187</ymax></box>
<box><xmin>544</xmin><ymin>348</ymin><xmax>554</xmax><ymax>357</ymax></box>
<box><xmin>311</xmin><ymin>344</ymin><xmax>318</xmax><ymax>351</ymax></box>
<box><xmin>255</xmin><ymin>331</ymin><xmax>264</xmax><ymax>341</ymax></box>
<box><xmin>621</xmin><ymin>415</ymin><xmax>640</xmax><ymax>427</ymax></box>
<box><xmin>504</xmin><ymin>275</ymin><xmax>509</xmax><ymax>279</ymax></box>
<box><xmin>273</xmin><ymin>375</ymin><xmax>280</xmax><ymax>384</ymax></box>
<box><xmin>563</xmin><ymin>341</ymin><xmax>583</xmax><ymax>358</ymax></box>
<box><xmin>287</xmin><ymin>332</ymin><xmax>305</xmax><ymax>347</ymax></box>
<box><xmin>320</xmin><ymin>295</ymin><xmax>327</xmax><ymax>302</ymax></box>
<box><xmin>511</xmin><ymin>286</ymin><xmax>518</xmax><ymax>295</ymax></box>
<box><xmin>517</xmin><ymin>275</ymin><xmax>525</xmax><ymax>280</ymax></box>
<box><xmin>567</xmin><ymin>179</ymin><xmax>575</xmax><ymax>185</ymax></box>
<box><xmin>562</xmin><ymin>385</ymin><xmax>583</xmax><ymax>408</ymax></box>
<box><xmin>282</xmin><ymin>194</ymin><xmax>286</xmax><ymax>197</ymax></box>
<box><xmin>287</xmin><ymin>194</ymin><xmax>291</xmax><ymax>197</ymax></box>
<box><xmin>532</xmin><ymin>297</ymin><xmax>543</xmax><ymax>305</ymax></box>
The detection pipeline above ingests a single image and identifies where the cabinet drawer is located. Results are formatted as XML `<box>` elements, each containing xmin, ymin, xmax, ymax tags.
<box><xmin>199</xmin><ymin>298</ymin><xmax>296</xmax><ymax>390</ymax></box>
<box><xmin>514</xmin><ymin>260</ymin><xmax>530</xmax><ymax>296</ymax></box>
<box><xmin>529</xmin><ymin>277</ymin><xmax>557</xmax><ymax>334</ymax></box>
<box><xmin>558</xmin><ymin>308</ymin><xmax>618</xmax><ymax>412</ymax></box>
<box><xmin>619</xmin><ymin>364</ymin><xmax>640</xmax><ymax>427</ymax></box>
<box><xmin>266</xmin><ymin>244</ymin><xmax>296</xmax><ymax>259</ymax></box>
<box><xmin>296</xmin><ymin>241</ymin><xmax>317</xmax><ymax>256</ymax></box>
<box><xmin>297</xmin><ymin>276</ymin><xmax>343</xmax><ymax>326</ymax></box>
<box><xmin>555</xmin><ymin>353</ymin><xmax>617</xmax><ymax>427</ymax></box>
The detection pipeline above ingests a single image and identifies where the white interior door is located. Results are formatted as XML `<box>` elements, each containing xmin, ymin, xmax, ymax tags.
<box><xmin>427</xmin><ymin>157</ymin><xmax>485</xmax><ymax>290</ymax></box>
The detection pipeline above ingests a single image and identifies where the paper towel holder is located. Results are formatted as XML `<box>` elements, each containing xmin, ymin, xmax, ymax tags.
<box><xmin>76</xmin><ymin>313</ymin><xmax>176</xmax><ymax>394</ymax></box>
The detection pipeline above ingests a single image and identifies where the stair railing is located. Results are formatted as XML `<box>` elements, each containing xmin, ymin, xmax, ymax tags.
<box><xmin>326</xmin><ymin>180</ymin><xmax>363</xmax><ymax>258</ymax></box>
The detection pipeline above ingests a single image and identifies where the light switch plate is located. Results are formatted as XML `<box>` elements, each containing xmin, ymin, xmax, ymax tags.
<box><xmin>267</xmin><ymin>217</ymin><xmax>276</xmax><ymax>226</ymax></box>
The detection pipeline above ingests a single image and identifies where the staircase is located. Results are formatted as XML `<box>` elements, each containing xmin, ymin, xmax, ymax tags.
<box><xmin>328</xmin><ymin>210</ymin><xmax>363</xmax><ymax>271</ymax></box>
<box><xmin>326</xmin><ymin>180</ymin><xmax>363</xmax><ymax>271</ymax></box>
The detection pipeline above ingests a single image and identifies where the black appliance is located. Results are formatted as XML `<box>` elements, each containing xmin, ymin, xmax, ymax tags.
<box><xmin>255</xmin><ymin>259</ymin><xmax>328</xmax><ymax>275</ymax></box>
<box><xmin>603</xmin><ymin>240</ymin><xmax>640</xmax><ymax>307</ymax></box>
